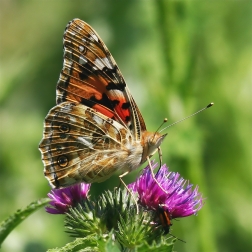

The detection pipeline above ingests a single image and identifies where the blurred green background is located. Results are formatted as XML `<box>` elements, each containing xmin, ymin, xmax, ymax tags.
<box><xmin>0</xmin><ymin>1</ymin><xmax>251</xmax><ymax>251</ymax></box>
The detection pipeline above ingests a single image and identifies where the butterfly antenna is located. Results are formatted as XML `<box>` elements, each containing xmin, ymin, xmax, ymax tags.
<box><xmin>159</xmin><ymin>102</ymin><xmax>214</xmax><ymax>133</ymax></box>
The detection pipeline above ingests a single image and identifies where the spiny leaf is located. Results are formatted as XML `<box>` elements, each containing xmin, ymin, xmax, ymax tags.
<box><xmin>47</xmin><ymin>236</ymin><xmax>98</xmax><ymax>252</ymax></box>
<box><xmin>0</xmin><ymin>198</ymin><xmax>50</xmax><ymax>245</ymax></box>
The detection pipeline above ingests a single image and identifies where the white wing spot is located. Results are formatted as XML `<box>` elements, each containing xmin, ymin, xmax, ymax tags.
<box><xmin>92</xmin><ymin>115</ymin><xmax>104</xmax><ymax>125</ymax></box>
<box><xmin>92</xmin><ymin>33</ymin><xmax>99</xmax><ymax>42</ymax></box>
<box><xmin>79</xmin><ymin>45</ymin><xmax>84</xmax><ymax>52</ymax></box>
<box><xmin>94</xmin><ymin>57</ymin><xmax>114</xmax><ymax>70</ymax></box>
<box><xmin>77</xmin><ymin>136</ymin><xmax>93</xmax><ymax>148</ymax></box>
<box><xmin>103</xmin><ymin>57</ymin><xmax>114</xmax><ymax>69</ymax></box>
<box><xmin>79</xmin><ymin>55</ymin><xmax>88</xmax><ymax>65</ymax></box>
<box><xmin>94</xmin><ymin>58</ymin><xmax>105</xmax><ymax>69</ymax></box>
<box><xmin>69</xmin><ymin>31</ymin><xmax>76</xmax><ymax>37</ymax></box>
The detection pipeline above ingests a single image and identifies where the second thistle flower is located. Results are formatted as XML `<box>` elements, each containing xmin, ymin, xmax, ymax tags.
<box><xmin>128</xmin><ymin>162</ymin><xmax>204</xmax><ymax>231</ymax></box>
<box><xmin>46</xmin><ymin>183</ymin><xmax>91</xmax><ymax>214</ymax></box>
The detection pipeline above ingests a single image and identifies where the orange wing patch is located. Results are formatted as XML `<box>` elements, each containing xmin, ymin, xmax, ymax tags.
<box><xmin>56</xmin><ymin>19</ymin><xmax>132</xmax><ymax>127</ymax></box>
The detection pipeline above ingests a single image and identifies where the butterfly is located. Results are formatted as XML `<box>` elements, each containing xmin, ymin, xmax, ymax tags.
<box><xmin>39</xmin><ymin>19</ymin><xmax>167</xmax><ymax>189</ymax></box>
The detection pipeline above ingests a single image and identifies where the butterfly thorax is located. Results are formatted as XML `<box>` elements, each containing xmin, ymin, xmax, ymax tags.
<box><xmin>140</xmin><ymin>131</ymin><xmax>167</xmax><ymax>164</ymax></box>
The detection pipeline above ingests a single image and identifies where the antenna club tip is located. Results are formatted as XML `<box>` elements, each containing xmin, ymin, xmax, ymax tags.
<box><xmin>207</xmin><ymin>102</ymin><xmax>214</xmax><ymax>108</ymax></box>
<box><xmin>164</xmin><ymin>118</ymin><xmax>168</xmax><ymax>122</ymax></box>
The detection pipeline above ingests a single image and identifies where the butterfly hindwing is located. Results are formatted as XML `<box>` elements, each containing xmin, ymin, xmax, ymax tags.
<box><xmin>39</xmin><ymin>102</ymin><xmax>141</xmax><ymax>187</ymax></box>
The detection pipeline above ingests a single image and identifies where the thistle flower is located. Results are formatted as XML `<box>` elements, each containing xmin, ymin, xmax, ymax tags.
<box><xmin>128</xmin><ymin>163</ymin><xmax>204</xmax><ymax>227</ymax></box>
<box><xmin>46</xmin><ymin>183</ymin><xmax>91</xmax><ymax>214</ymax></box>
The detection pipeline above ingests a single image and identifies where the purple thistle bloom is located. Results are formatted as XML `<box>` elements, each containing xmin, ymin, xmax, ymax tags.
<box><xmin>128</xmin><ymin>163</ymin><xmax>204</xmax><ymax>219</ymax></box>
<box><xmin>46</xmin><ymin>183</ymin><xmax>91</xmax><ymax>214</ymax></box>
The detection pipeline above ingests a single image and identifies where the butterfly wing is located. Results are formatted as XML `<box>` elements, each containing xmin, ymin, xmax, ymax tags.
<box><xmin>56</xmin><ymin>19</ymin><xmax>146</xmax><ymax>141</ymax></box>
<box><xmin>39</xmin><ymin>102</ymin><xmax>140</xmax><ymax>188</ymax></box>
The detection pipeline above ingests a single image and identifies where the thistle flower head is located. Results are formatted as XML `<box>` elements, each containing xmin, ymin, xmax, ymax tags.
<box><xmin>129</xmin><ymin>163</ymin><xmax>204</xmax><ymax>219</ymax></box>
<box><xmin>46</xmin><ymin>183</ymin><xmax>91</xmax><ymax>214</ymax></box>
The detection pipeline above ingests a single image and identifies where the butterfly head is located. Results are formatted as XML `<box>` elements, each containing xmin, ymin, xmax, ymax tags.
<box><xmin>141</xmin><ymin>131</ymin><xmax>167</xmax><ymax>162</ymax></box>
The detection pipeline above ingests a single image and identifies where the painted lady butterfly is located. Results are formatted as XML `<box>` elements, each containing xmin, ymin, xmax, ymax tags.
<box><xmin>39</xmin><ymin>19</ymin><xmax>167</xmax><ymax>189</ymax></box>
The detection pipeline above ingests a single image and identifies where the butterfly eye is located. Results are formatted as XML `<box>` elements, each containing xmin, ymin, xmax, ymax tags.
<box><xmin>57</xmin><ymin>155</ymin><xmax>69</xmax><ymax>167</ymax></box>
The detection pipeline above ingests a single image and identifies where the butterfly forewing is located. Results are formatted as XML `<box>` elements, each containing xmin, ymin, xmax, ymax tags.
<box><xmin>56</xmin><ymin>19</ymin><xmax>146</xmax><ymax>140</ymax></box>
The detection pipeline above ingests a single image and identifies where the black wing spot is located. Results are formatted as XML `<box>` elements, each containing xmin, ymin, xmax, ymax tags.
<box><xmin>57</xmin><ymin>155</ymin><xmax>69</xmax><ymax>167</ymax></box>
<box><xmin>103</xmin><ymin>66</ymin><xmax>116</xmax><ymax>80</ymax></box>
<box><xmin>122</xmin><ymin>102</ymin><xmax>130</xmax><ymax>109</ymax></box>
<box><xmin>59</xmin><ymin>123</ymin><xmax>70</xmax><ymax>133</ymax></box>
<box><xmin>79</xmin><ymin>64</ymin><xmax>93</xmax><ymax>80</ymax></box>
<box><xmin>90</xmin><ymin>93</ymin><xmax>115</xmax><ymax>111</ymax></box>
<box><xmin>104</xmin><ymin>137</ymin><xmax>110</xmax><ymax>144</ymax></box>
<box><xmin>56</xmin><ymin>145</ymin><xmax>63</xmax><ymax>154</ymax></box>
<box><xmin>111</xmin><ymin>99</ymin><xmax>120</xmax><ymax>108</ymax></box>
<box><xmin>106</xmin><ymin>82</ymin><xmax>126</xmax><ymax>91</ymax></box>
<box><xmin>81</xmin><ymin>97</ymin><xmax>96</xmax><ymax>107</ymax></box>
<box><xmin>125</xmin><ymin>116</ymin><xmax>130</xmax><ymax>122</ymax></box>
<box><xmin>81</xmin><ymin>94</ymin><xmax>115</xmax><ymax>112</ymax></box>
<box><xmin>59</xmin><ymin>133</ymin><xmax>67</xmax><ymax>139</ymax></box>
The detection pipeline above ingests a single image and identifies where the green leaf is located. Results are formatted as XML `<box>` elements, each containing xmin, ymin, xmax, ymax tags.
<box><xmin>47</xmin><ymin>236</ymin><xmax>98</xmax><ymax>252</ymax></box>
<box><xmin>97</xmin><ymin>235</ymin><xmax>121</xmax><ymax>252</ymax></box>
<box><xmin>0</xmin><ymin>198</ymin><xmax>50</xmax><ymax>245</ymax></box>
<box><xmin>48</xmin><ymin>234</ymin><xmax>121</xmax><ymax>252</ymax></box>
<box><xmin>137</xmin><ymin>238</ymin><xmax>175</xmax><ymax>252</ymax></box>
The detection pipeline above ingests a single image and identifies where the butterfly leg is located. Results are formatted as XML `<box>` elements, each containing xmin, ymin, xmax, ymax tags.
<box><xmin>147</xmin><ymin>156</ymin><xmax>168</xmax><ymax>194</ymax></box>
<box><xmin>119</xmin><ymin>172</ymin><xmax>139</xmax><ymax>214</ymax></box>
<box><xmin>156</xmin><ymin>146</ymin><xmax>163</xmax><ymax>175</ymax></box>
